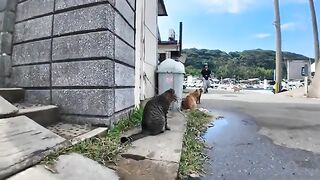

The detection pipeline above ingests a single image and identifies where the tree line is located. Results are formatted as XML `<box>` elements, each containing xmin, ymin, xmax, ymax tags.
<box><xmin>183</xmin><ymin>48</ymin><xmax>311</xmax><ymax>80</ymax></box>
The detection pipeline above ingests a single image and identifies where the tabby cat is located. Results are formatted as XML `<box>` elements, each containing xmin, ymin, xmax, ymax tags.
<box><xmin>120</xmin><ymin>88</ymin><xmax>177</xmax><ymax>143</ymax></box>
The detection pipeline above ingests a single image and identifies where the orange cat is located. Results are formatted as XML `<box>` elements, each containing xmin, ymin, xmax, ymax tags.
<box><xmin>181</xmin><ymin>89</ymin><xmax>203</xmax><ymax>110</ymax></box>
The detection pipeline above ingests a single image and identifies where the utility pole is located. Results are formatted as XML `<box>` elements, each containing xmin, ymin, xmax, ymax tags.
<box><xmin>307</xmin><ymin>0</ymin><xmax>320</xmax><ymax>98</ymax></box>
<box><xmin>274</xmin><ymin>0</ymin><xmax>282</xmax><ymax>93</ymax></box>
<box><xmin>309</xmin><ymin>0</ymin><xmax>319</xmax><ymax>68</ymax></box>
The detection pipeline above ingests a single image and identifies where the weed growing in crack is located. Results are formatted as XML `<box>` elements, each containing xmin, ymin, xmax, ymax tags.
<box><xmin>179</xmin><ymin>109</ymin><xmax>212</xmax><ymax>178</ymax></box>
<box><xmin>43</xmin><ymin>107</ymin><xmax>144</xmax><ymax>166</ymax></box>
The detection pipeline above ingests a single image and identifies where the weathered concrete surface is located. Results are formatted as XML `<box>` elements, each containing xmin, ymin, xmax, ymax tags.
<box><xmin>52</xmin><ymin>31</ymin><xmax>114</xmax><ymax>61</ymax></box>
<box><xmin>25</xmin><ymin>90</ymin><xmax>50</xmax><ymax>105</ymax></box>
<box><xmin>0</xmin><ymin>116</ymin><xmax>66</xmax><ymax>179</ymax></box>
<box><xmin>115</xmin><ymin>157</ymin><xmax>179</xmax><ymax>180</ymax></box>
<box><xmin>115</xmin><ymin>37</ymin><xmax>135</xmax><ymax>66</ymax></box>
<box><xmin>16</xmin><ymin>105</ymin><xmax>59</xmax><ymax>127</ymax></box>
<box><xmin>12</xmin><ymin>39</ymin><xmax>51</xmax><ymax>65</ymax></box>
<box><xmin>52</xmin><ymin>60</ymin><xmax>114</xmax><ymax>87</ymax></box>
<box><xmin>11</xmin><ymin>0</ymin><xmax>136</xmax><ymax>125</ymax></box>
<box><xmin>11</xmin><ymin>64</ymin><xmax>50</xmax><ymax>87</ymax></box>
<box><xmin>0</xmin><ymin>96</ymin><xmax>18</xmax><ymax>116</ymax></box>
<box><xmin>8</xmin><ymin>153</ymin><xmax>120</xmax><ymax>180</ymax></box>
<box><xmin>126</xmin><ymin>0</ymin><xmax>135</xmax><ymax>9</ymax></box>
<box><xmin>199</xmin><ymin>90</ymin><xmax>320</xmax><ymax>179</ymax></box>
<box><xmin>61</xmin><ymin>114</ymin><xmax>112</xmax><ymax>126</ymax></box>
<box><xmin>115</xmin><ymin>0</ymin><xmax>134</xmax><ymax>27</ymax></box>
<box><xmin>0</xmin><ymin>88</ymin><xmax>24</xmax><ymax>103</ymax></box>
<box><xmin>53</xmin><ymin>4</ymin><xmax>114</xmax><ymax>35</ymax></box>
<box><xmin>201</xmin><ymin>90</ymin><xmax>320</xmax><ymax>154</ymax></box>
<box><xmin>52</xmin><ymin>89</ymin><xmax>114</xmax><ymax>116</ymax></box>
<box><xmin>0</xmin><ymin>32</ymin><xmax>12</xmax><ymax>54</ymax></box>
<box><xmin>117</xmin><ymin>111</ymin><xmax>187</xmax><ymax>180</ymax></box>
<box><xmin>0</xmin><ymin>10</ymin><xmax>15</xmax><ymax>33</ymax></box>
<box><xmin>14</xmin><ymin>15</ymin><xmax>53</xmax><ymax>43</ymax></box>
<box><xmin>115</xmin><ymin>12</ymin><xmax>134</xmax><ymax>47</ymax></box>
<box><xmin>115</xmin><ymin>63</ymin><xmax>134</xmax><ymax>86</ymax></box>
<box><xmin>0</xmin><ymin>0</ymin><xmax>17</xmax><ymax>12</ymax></box>
<box><xmin>201</xmin><ymin>89</ymin><xmax>320</xmax><ymax>104</ymax></box>
<box><xmin>70</xmin><ymin>127</ymin><xmax>108</xmax><ymax>145</ymax></box>
<box><xmin>278</xmin><ymin>87</ymin><xmax>307</xmax><ymax>98</ymax></box>
<box><xmin>55</xmin><ymin>0</ymin><xmax>113</xmax><ymax>10</ymax></box>
<box><xmin>16</xmin><ymin>0</ymin><xmax>54</xmax><ymax>22</ymax></box>
<box><xmin>114</xmin><ymin>88</ymin><xmax>134</xmax><ymax>112</ymax></box>
<box><xmin>202</xmin><ymin>109</ymin><xmax>320</xmax><ymax>180</ymax></box>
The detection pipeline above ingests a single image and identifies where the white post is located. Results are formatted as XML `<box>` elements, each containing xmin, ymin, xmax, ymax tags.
<box><xmin>274</xmin><ymin>0</ymin><xmax>283</xmax><ymax>93</ymax></box>
<box><xmin>304</xmin><ymin>76</ymin><xmax>308</xmax><ymax>96</ymax></box>
<box><xmin>264</xmin><ymin>79</ymin><xmax>268</xmax><ymax>90</ymax></box>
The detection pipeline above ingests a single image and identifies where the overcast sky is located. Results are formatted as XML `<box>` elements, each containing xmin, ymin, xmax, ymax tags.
<box><xmin>158</xmin><ymin>0</ymin><xmax>320</xmax><ymax>58</ymax></box>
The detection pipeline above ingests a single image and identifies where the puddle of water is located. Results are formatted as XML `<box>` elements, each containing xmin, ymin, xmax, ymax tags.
<box><xmin>203</xmin><ymin>110</ymin><xmax>257</xmax><ymax>146</ymax></box>
<box><xmin>203</xmin><ymin>118</ymin><xmax>229</xmax><ymax>140</ymax></box>
<box><xmin>202</xmin><ymin>109</ymin><xmax>320</xmax><ymax>180</ymax></box>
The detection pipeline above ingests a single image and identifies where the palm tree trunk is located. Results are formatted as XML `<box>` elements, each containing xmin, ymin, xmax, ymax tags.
<box><xmin>307</xmin><ymin>0</ymin><xmax>320</xmax><ymax>98</ymax></box>
<box><xmin>274</xmin><ymin>0</ymin><xmax>282</xmax><ymax>93</ymax></box>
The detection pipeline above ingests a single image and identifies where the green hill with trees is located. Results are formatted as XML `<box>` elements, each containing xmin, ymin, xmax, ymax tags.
<box><xmin>183</xmin><ymin>48</ymin><xmax>312</xmax><ymax>80</ymax></box>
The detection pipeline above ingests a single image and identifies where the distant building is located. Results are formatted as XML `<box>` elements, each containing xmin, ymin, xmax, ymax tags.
<box><xmin>311</xmin><ymin>63</ymin><xmax>316</xmax><ymax>75</ymax></box>
<box><xmin>135</xmin><ymin>0</ymin><xmax>168</xmax><ymax>104</ymax></box>
<box><xmin>286</xmin><ymin>59</ymin><xmax>311</xmax><ymax>80</ymax></box>
<box><xmin>158</xmin><ymin>23</ymin><xmax>183</xmax><ymax>63</ymax></box>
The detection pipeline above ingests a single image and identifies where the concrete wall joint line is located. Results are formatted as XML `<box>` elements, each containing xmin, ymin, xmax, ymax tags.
<box><xmin>112</xmin><ymin>4</ymin><xmax>135</xmax><ymax>30</ymax></box>
<box><xmin>15</xmin><ymin>1</ymin><xmax>113</xmax><ymax>24</ymax></box>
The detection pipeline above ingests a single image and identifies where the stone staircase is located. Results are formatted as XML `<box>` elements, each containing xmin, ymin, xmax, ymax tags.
<box><xmin>0</xmin><ymin>88</ymin><xmax>108</xmax><ymax>179</ymax></box>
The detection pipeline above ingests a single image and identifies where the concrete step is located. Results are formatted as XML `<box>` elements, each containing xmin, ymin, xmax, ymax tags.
<box><xmin>13</xmin><ymin>103</ymin><xmax>60</xmax><ymax>127</ymax></box>
<box><xmin>0</xmin><ymin>116</ymin><xmax>67</xmax><ymax>179</ymax></box>
<box><xmin>0</xmin><ymin>88</ymin><xmax>24</xmax><ymax>103</ymax></box>
<box><xmin>0</xmin><ymin>96</ymin><xmax>19</xmax><ymax>118</ymax></box>
<box><xmin>47</xmin><ymin>122</ymin><xmax>94</xmax><ymax>140</ymax></box>
<box><xmin>8</xmin><ymin>153</ymin><xmax>120</xmax><ymax>180</ymax></box>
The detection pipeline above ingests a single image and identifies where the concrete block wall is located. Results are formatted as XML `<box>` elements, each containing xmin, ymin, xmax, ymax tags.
<box><xmin>11</xmin><ymin>0</ymin><xmax>136</xmax><ymax>126</ymax></box>
<box><xmin>0</xmin><ymin>0</ymin><xmax>16</xmax><ymax>87</ymax></box>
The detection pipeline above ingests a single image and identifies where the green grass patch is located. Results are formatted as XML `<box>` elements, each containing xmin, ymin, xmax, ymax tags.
<box><xmin>43</xmin><ymin>107</ymin><xmax>144</xmax><ymax>166</ymax></box>
<box><xmin>179</xmin><ymin>110</ymin><xmax>212</xmax><ymax>178</ymax></box>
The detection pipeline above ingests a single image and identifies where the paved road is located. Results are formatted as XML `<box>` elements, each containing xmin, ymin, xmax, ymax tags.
<box><xmin>199</xmin><ymin>90</ymin><xmax>320</xmax><ymax>180</ymax></box>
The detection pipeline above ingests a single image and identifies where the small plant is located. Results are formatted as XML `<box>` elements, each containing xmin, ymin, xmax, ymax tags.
<box><xmin>43</xmin><ymin>107</ymin><xmax>144</xmax><ymax>166</ymax></box>
<box><xmin>179</xmin><ymin>110</ymin><xmax>212</xmax><ymax>178</ymax></box>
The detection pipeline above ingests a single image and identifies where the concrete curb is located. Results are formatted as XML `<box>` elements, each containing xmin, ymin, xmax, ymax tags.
<box><xmin>116</xmin><ymin>111</ymin><xmax>187</xmax><ymax>180</ymax></box>
<box><xmin>70</xmin><ymin>127</ymin><xmax>108</xmax><ymax>145</ymax></box>
<box><xmin>8</xmin><ymin>153</ymin><xmax>120</xmax><ymax>180</ymax></box>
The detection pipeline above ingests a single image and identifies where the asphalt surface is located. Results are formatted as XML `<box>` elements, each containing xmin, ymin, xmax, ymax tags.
<box><xmin>199</xmin><ymin>90</ymin><xmax>320</xmax><ymax>180</ymax></box>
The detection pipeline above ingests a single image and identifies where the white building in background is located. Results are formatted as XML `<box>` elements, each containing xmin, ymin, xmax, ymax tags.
<box><xmin>134</xmin><ymin>0</ymin><xmax>168</xmax><ymax>105</ymax></box>
<box><xmin>311</xmin><ymin>63</ymin><xmax>316</xmax><ymax>74</ymax></box>
<box><xmin>286</xmin><ymin>59</ymin><xmax>311</xmax><ymax>80</ymax></box>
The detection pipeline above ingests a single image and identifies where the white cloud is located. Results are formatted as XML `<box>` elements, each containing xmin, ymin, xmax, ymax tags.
<box><xmin>198</xmin><ymin>0</ymin><xmax>265</xmax><ymax>14</ymax></box>
<box><xmin>254</xmin><ymin>33</ymin><xmax>271</xmax><ymax>39</ymax></box>
<box><xmin>281</xmin><ymin>22</ymin><xmax>300</xmax><ymax>31</ymax></box>
<box><xmin>282</xmin><ymin>0</ymin><xmax>308</xmax><ymax>4</ymax></box>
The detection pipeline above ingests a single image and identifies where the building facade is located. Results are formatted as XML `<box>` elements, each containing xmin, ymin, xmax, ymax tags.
<box><xmin>134</xmin><ymin>0</ymin><xmax>167</xmax><ymax>105</ymax></box>
<box><xmin>0</xmin><ymin>0</ymin><xmax>167</xmax><ymax>127</ymax></box>
<box><xmin>0</xmin><ymin>0</ymin><xmax>166</xmax><ymax>126</ymax></box>
<box><xmin>287</xmin><ymin>59</ymin><xmax>311</xmax><ymax>80</ymax></box>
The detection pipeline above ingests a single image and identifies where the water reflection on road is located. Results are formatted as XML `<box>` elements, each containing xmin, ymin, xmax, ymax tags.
<box><xmin>201</xmin><ymin>109</ymin><xmax>320</xmax><ymax>180</ymax></box>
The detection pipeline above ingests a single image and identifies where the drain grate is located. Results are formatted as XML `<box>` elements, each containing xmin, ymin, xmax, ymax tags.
<box><xmin>47</xmin><ymin>122</ymin><xmax>94</xmax><ymax>139</ymax></box>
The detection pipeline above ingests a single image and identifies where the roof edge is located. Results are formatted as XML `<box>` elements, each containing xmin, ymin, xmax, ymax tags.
<box><xmin>158</xmin><ymin>0</ymin><xmax>168</xmax><ymax>16</ymax></box>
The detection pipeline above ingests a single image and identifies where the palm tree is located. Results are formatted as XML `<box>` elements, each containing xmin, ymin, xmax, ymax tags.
<box><xmin>307</xmin><ymin>0</ymin><xmax>320</xmax><ymax>98</ymax></box>
<box><xmin>274</xmin><ymin>0</ymin><xmax>282</xmax><ymax>93</ymax></box>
